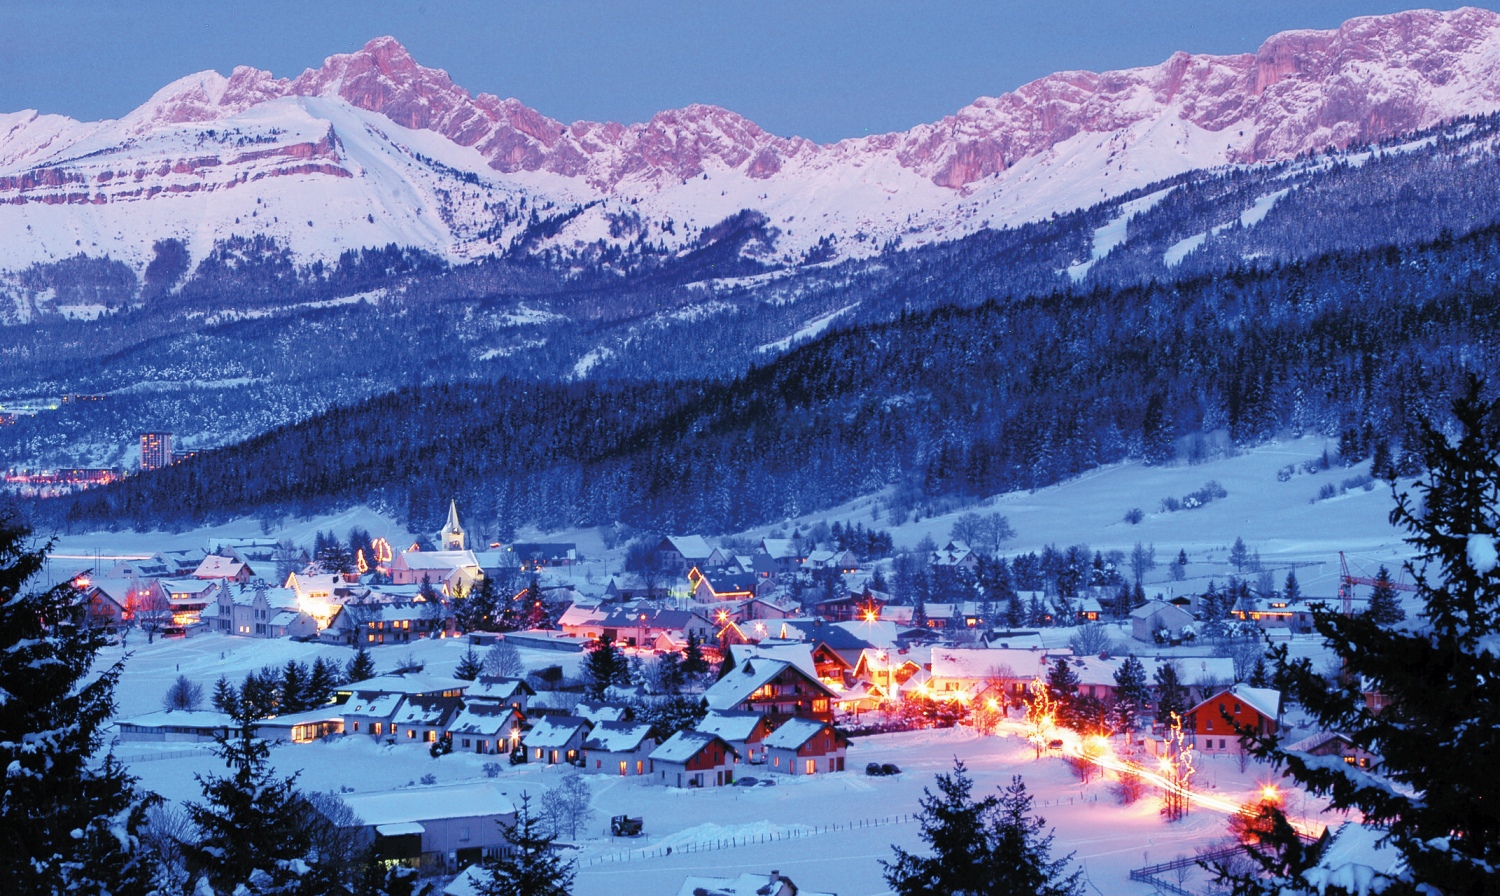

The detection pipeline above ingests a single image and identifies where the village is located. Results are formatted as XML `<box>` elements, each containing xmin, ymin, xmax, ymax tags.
<box><xmin>52</xmin><ymin>484</ymin><xmax>1416</xmax><ymax>896</ymax></box>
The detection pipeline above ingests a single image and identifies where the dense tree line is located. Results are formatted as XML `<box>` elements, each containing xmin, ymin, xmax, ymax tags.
<box><xmin>38</xmin><ymin>205</ymin><xmax>1500</xmax><ymax>535</ymax></box>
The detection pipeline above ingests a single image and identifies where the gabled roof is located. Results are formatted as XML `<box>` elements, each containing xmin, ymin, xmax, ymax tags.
<box><xmin>760</xmin><ymin>538</ymin><xmax>796</xmax><ymax>559</ymax></box>
<box><xmin>762</xmin><ymin>717</ymin><xmax>838</xmax><ymax>751</ymax></box>
<box><xmin>1195</xmin><ymin>683</ymin><xmax>1282</xmax><ymax>720</ymax></box>
<box><xmin>393</xmin><ymin>549</ymin><xmax>479</xmax><ymax>571</ymax></box>
<box><xmin>194</xmin><ymin>555</ymin><xmax>249</xmax><ymax>579</ymax></box>
<box><xmin>85</xmin><ymin>577</ymin><xmax>136</xmax><ymax>605</ymax></box>
<box><xmin>649</xmin><ymin>730</ymin><xmax>736</xmax><ymax>764</ymax></box>
<box><xmin>1130</xmin><ymin>599</ymin><xmax>1192</xmax><ymax>621</ymax></box>
<box><xmin>661</xmin><ymin>535</ymin><xmax>714</xmax><ymax>559</ymax></box>
<box><xmin>582</xmin><ymin>720</ymin><xmax>655</xmax><ymax>753</ymax></box>
<box><xmin>704</xmin><ymin>658</ymin><xmax>837</xmax><ymax>711</ymax></box>
<box><xmin>465</xmin><ymin>677</ymin><xmax>534</xmax><ymax>702</ymax></box>
<box><xmin>695</xmin><ymin>710</ymin><xmax>772</xmax><ymax>743</ymax></box>
<box><xmin>447</xmin><ymin>703</ymin><xmax>524</xmax><ymax>737</ymax></box>
<box><xmin>391</xmin><ymin>695</ymin><xmax>464</xmax><ymax>728</ymax></box>
<box><xmin>599</xmin><ymin>607</ymin><xmax>710</xmax><ymax>631</ymax></box>
<box><xmin>523</xmin><ymin>715</ymin><xmax>592</xmax><ymax>748</ymax></box>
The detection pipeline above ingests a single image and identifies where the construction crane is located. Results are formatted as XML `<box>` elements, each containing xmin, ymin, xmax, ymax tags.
<box><xmin>1338</xmin><ymin>551</ymin><xmax>1417</xmax><ymax>615</ymax></box>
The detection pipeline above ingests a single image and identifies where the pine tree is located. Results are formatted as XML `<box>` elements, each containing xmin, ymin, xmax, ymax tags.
<box><xmin>681</xmin><ymin>630</ymin><xmax>708</xmax><ymax>677</ymax></box>
<box><xmin>1112</xmin><ymin>655</ymin><xmax>1149</xmax><ymax>737</ymax></box>
<box><xmin>212</xmin><ymin>674</ymin><xmax>239</xmax><ymax>714</ymax></box>
<box><xmin>455</xmin><ymin>646</ymin><xmax>484</xmax><ymax>681</ymax></box>
<box><xmin>347</xmin><ymin>644</ymin><xmax>378</xmax><ymax>683</ymax></box>
<box><xmin>307</xmin><ymin>656</ymin><xmax>343</xmax><ymax>705</ymax></box>
<box><xmin>0</xmin><ymin>516</ymin><xmax>159</xmax><ymax>896</ymax></box>
<box><xmin>1229</xmin><ymin>536</ymin><xmax>1249</xmax><ymax>571</ymax></box>
<box><xmin>475</xmin><ymin>793</ymin><xmax>575</xmax><ymax>896</ymax></box>
<box><xmin>280</xmin><ymin>660</ymin><xmax>310</xmax><ymax>714</ymax></box>
<box><xmin>1045</xmin><ymin>658</ymin><xmax>1079</xmax><ymax>725</ymax></box>
<box><xmin>1153</xmin><ymin>662</ymin><xmax>1188</xmax><ymax>726</ymax></box>
<box><xmin>583</xmin><ymin>639</ymin><xmax>623</xmax><ymax>701</ymax></box>
<box><xmin>456</xmin><ymin>576</ymin><xmax>498</xmax><ymax>633</ymax></box>
<box><xmin>1282</xmin><ymin>569</ymin><xmax>1302</xmax><ymax>604</ymax></box>
<box><xmin>1364</xmin><ymin>565</ymin><xmax>1406</xmax><ymax>624</ymax></box>
<box><xmin>987</xmin><ymin>776</ymin><xmax>1084</xmax><ymax>896</ymax></box>
<box><xmin>882</xmin><ymin>761</ymin><xmax>1082</xmax><ymax>896</ymax></box>
<box><xmin>1230</xmin><ymin>380</ymin><xmax>1500</xmax><ymax>895</ymax></box>
<box><xmin>881</xmin><ymin>759</ymin><xmax>997</xmax><ymax>894</ymax></box>
<box><xmin>184</xmin><ymin>707</ymin><xmax>329</xmax><ymax>894</ymax></box>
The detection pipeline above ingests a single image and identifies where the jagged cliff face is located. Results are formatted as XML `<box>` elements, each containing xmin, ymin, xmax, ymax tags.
<box><xmin>2</xmin><ymin>6</ymin><xmax>1499</xmax><ymax>271</ymax></box>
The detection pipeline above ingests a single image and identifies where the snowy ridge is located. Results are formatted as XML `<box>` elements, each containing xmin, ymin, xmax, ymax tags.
<box><xmin>2</xmin><ymin>8</ymin><xmax>1500</xmax><ymax>273</ymax></box>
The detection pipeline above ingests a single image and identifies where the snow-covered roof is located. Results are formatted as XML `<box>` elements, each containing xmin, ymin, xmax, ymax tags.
<box><xmin>650</xmin><ymin>730</ymin><xmax>735</xmax><ymax>764</ymax></box>
<box><xmin>696</xmin><ymin>710</ymin><xmax>769</xmax><ymax>743</ymax></box>
<box><xmin>86</xmin><ymin>577</ymin><xmax>137</xmax><ymax>605</ymax></box>
<box><xmin>1130</xmin><ymin>599</ymin><xmax>1191</xmax><ymax>621</ymax></box>
<box><xmin>1301</xmin><ymin>821</ymin><xmax>1403</xmax><ymax>895</ymax></box>
<box><xmin>761</xmin><ymin>538</ymin><xmax>796</xmax><ymax>559</ymax></box>
<box><xmin>673</xmin><ymin>873</ymin><xmax>833</xmax><ymax>896</ymax></box>
<box><xmin>390</xmin><ymin>695</ymin><xmax>463</xmax><ymax>727</ymax></box>
<box><xmin>928</xmin><ymin>647</ymin><xmax>1049</xmax><ymax>681</ymax></box>
<box><xmin>447</xmin><ymin>703</ymin><xmax>522</xmax><ymax>737</ymax></box>
<box><xmin>557</xmin><ymin>604</ymin><xmax>607</xmax><ymax>627</ymax></box>
<box><xmin>762</xmin><ymin>717</ymin><xmax>834</xmax><ymax>751</ymax></box>
<box><xmin>342</xmin><ymin>673</ymin><xmax>470</xmax><ymax>697</ymax></box>
<box><xmin>704</xmin><ymin>657</ymin><xmax>836</xmax><ymax>711</ymax></box>
<box><xmin>338</xmin><ymin>782</ymin><xmax>514</xmax><ymax>827</ymax></box>
<box><xmin>394</xmin><ymin>549</ymin><xmax>479</xmax><ymax>571</ymax></box>
<box><xmin>663</xmin><ymin>535</ymin><xmax>714</xmax><ymax>559</ymax></box>
<box><xmin>116</xmin><ymin>709</ymin><xmax>233</xmax><ymax>729</ymax></box>
<box><xmin>523</xmin><ymin>715</ymin><xmax>591</xmax><ymax>748</ymax></box>
<box><xmin>727</xmin><ymin>644</ymin><xmax>819</xmax><ymax>680</ymax></box>
<box><xmin>464</xmin><ymin>677</ymin><xmax>533</xmax><ymax>702</ymax></box>
<box><xmin>575</xmin><ymin>701</ymin><xmax>627</xmax><ymax>724</ymax></box>
<box><xmin>194</xmin><ymin>555</ymin><xmax>249</xmax><ymax>579</ymax></box>
<box><xmin>582</xmin><ymin>720</ymin><xmax>655</xmax><ymax>753</ymax></box>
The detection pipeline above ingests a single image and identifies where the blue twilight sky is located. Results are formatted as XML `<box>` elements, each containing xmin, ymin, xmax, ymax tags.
<box><xmin>5</xmin><ymin>2</ymin><xmax>1496</xmax><ymax>143</ymax></box>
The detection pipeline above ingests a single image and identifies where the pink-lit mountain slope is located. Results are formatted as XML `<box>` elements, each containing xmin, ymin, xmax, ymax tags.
<box><xmin>2</xmin><ymin>6</ymin><xmax>1499</xmax><ymax>271</ymax></box>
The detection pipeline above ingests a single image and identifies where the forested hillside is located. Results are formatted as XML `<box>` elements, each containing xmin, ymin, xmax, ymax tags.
<box><xmin>50</xmin><ymin>218</ymin><xmax>1500</xmax><ymax>536</ymax></box>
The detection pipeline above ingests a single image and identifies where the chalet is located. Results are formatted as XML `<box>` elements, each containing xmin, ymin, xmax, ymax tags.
<box><xmin>388</xmin><ymin>695</ymin><xmax>465</xmax><ymax>745</ymax></box>
<box><xmin>655</xmin><ymin>536</ymin><xmax>724</xmax><ymax>574</ymax></box>
<box><xmin>524</xmin><ymin>715</ymin><xmax>593</xmax><ymax>765</ymax></box>
<box><xmin>703</xmin><ymin>658</ymin><xmax>838</xmax><ymax>724</ymax></box>
<box><xmin>931</xmin><ymin>541</ymin><xmax>979</xmax><ymax>571</ymax></box>
<box><xmin>649</xmin><ymin>731</ymin><xmax>738</xmax><ymax>788</ymax></box>
<box><xmin>1285</xmin><ymin>731</ymin><xmax>1377</xmax><ymax>770</ymax></box>
<box><xmin>324</xmin><ymin>602</ymin><xmax>451</xmax><ymax>646</ymax></box>
<box><xmin>1130</xmin><ymin>600</ymin><xmax>1195</xmax><ymax>643</ymax></box>
<box><xmin>695</xmin><ymin>710</ymin><xmax>776</xmax><ymax>766</ymax></box>
<box><xmin>803</xmin><ymin>549</ymin><xmax>860</xmax><ymax>574</ymax></box>
<box><xmin>1189</xmin><ymin>684</ymin><xmax>1281</xmax><ymax>755</ymax></box>
<box><xmin>193</xmin><ymin>555</ymin><xmax>255</xmax><ymax>583</ymax></box>
<box><xmin>337</xmin><ymin>674</ymin><xmax>470</xmax><ymax>739</ymax></box>
<box><xmin>582</xmin><ymin>721</ymin><xmax>657</xmax><ymax>776</ymax></box>
<box><xmin>446</xmin><ymin>703</ymin><xmax>526</xmax><ymax>755</ymax></box>
<box><xmin>508</xmin><ymin>542</ymin><xmax>578</xmax><ymax>569</ymax></box>
<box><xmin>213</xmin><ymin>537</ymin><xmax>289</xmax><ymax>565</ymax></box>
<box><xmin>152</xmin><ymin>577</ymin><xmax>221</xmax><ymax>630</ymax></box>
<box><xmin>758</xmin><ymin>539</ymin><xmax>803</xmax><ymax>573</ymax></box>
<box><xmin>557</xmin><ymin>603</ymin><xmax>609</xmax><ymax>639</ymax></box>
<box><xmin>738</xmin><ymin>595</ymin><xmax>800</xmax><ymax>622</ymax></box>
<box><xmin>463</xmin><ymin>676</ymin><xmax>534</xmax><ymax>712</ymax></box>
<box><xmin>602</xmin><ymin>573</ymin><xmax>661</xmax><ymax>603</ymax></box>
<box><xmin>598</xmin><ymin>608</ymin><xmax>715</xmax><ymax>648</ymax></box>
<box><xmin>762</xmin><ymin>718</ymin><xmax>849</xmax><ymax>776</ymax></box>
<box><xmin>923</xmin><ymin>647</ymin><xmax>1048</xmax><ymax>702</ymax></box>
<box><xmin>1075</xmin><ymin>595</ymin><xmax>1104</xmax><ymax>623</ymax></box>
<box><xmin>1231</xmin><ymin>594</ymin><xmax>1317</xmax><ymax>632</ymax></box>
<box><xmin>200</xmin><ymin>581</ymin><xmax>317</xmax><ymax>638</ymax></box>
<box><xmin>80</xmin><ymin>577</ymin><xmax>137</xmax><ymax>629</ymax></box>
<box><xmin>852</xmin><ymin>648</ymin><xmax>925</xmax><ymax>697</ymax></box>
<box><xmin>106</xmin><ymin>557</ymin><xmax>170</xmax><ymax>579</ymax></box>
<box><xmin>388</xmin><ymin>548</ymin><xmax>481</xmax><ymax>591</ymax></box>
<box><xmin>285</xmin><ymin>571</ymin><xmax>360</xmax><ymax>624</ymax></box>
<box><xmin>689</xmin><ymin>568</ymin><xmax>764</xmax><ymax>604</ymax></box>
<box><xmin>335</xmin><ymin>782</ymin><xmax>515</xmax><ymax>876</ymax></box>
<box><xmin>815</xmin><ymin>591</ymin><xmax>885</xmax><ymax>623</ymax></box>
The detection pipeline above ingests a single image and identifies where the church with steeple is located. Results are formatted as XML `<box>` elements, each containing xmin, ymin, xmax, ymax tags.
<box><xmin>439</xmin><ymin>500</ymin><xmax>465</xmax><ymax>551</ymax></box>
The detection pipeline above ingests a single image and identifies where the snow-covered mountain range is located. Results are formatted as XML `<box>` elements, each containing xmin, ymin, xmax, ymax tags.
<box><xmin>4</xmin><ymin>6</ymin><xmax>1500</xmax><ymax>273</ymax></box>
